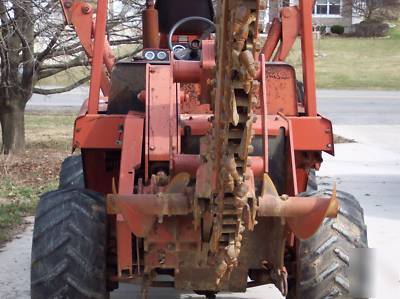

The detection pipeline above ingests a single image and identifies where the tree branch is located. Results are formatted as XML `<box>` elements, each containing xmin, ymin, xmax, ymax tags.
<box><xmin>36</xmin><ymin>26</ymin><xmax>64</xmax><ymax>62</ymax></box>
<box><xmin>33</xmin><ymin>76</ymin><xmax>90</xmax><ymax>95</ymax></box>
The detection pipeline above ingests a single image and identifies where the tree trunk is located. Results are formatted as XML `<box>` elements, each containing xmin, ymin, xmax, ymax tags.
<box><xmin>0</xmin><ymin>101</ymin><xmax>26</xmax><ymax>154</ymax></box>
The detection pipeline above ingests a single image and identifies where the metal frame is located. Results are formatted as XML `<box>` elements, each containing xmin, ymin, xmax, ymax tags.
<box><xmin>60</xmin><ymin>0</ymin><xmax>336</xmax><ymax>294</ymax></box>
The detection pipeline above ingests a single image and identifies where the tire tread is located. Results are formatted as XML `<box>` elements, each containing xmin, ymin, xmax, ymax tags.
<box><xmin>290</xmin><ymin>189</ymin><xmax>368</xmax><ymax>299</ymax></box>
<box><xmin>59</xmin><ymin>155</ymin><xmax>85</xmax><ymax>189</ymax></box>
<box><xmin>31</xmin><ymin>188</ymin><xmax>107</xmax><ymax>299</ymax></box>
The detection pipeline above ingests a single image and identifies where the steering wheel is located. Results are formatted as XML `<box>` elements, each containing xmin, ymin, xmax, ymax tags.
<box><xmin>168</xmin><ymin>16</ymin><xmax>216</xmax><ymax>60</ymax></box>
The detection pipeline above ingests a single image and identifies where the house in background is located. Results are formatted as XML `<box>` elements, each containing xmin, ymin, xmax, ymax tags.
<box><xmin>267</xmin><ymin>0</ymin><xmax>363</xmax><ymax>33</ymax></box>
<box><xmin>312</xmin><ymin>0</ymin><xmax>362</xmax><ymax>33</ymax></box>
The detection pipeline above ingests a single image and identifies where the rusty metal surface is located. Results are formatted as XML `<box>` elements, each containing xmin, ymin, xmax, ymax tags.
<box><xmin>63</xmin><ymin>0</ymin><xmax>339</xmax><ymax>296</ymax></box>
<box><xmin>259</xmin><ymin>192</ymin><xmax>338</xmax><ymax>218</ymax></box>
<box><xmin>117</xmin><ymin>215</ymin><xmax>133</xmax><ymax>276</ymax></box>
<box><xmin>109</xmin><ymin>193</ymin><xmax>192</xmax><ymax>216</ymax></box>
<box><xmin>179</xmin><ymin>84</ymin><xmax>212</xmax><ymax>114</ymax></box>
<box><xmin>174</xmin><ymin>154</ymin><xmax>266</xmax><ymax>178</ymax></box>
<box><xmin>259</xmin><ymin>174</ymin><xmax>339</xmax><ymax>240</ymax></box>
<box><xmin>144</xmin><ymin>216</ymin><xmax>201</xmax><ymax>273</ymax></box>
<box><xmin>265</xmin><ymin>63</ymin><xmax>298</xmax><ymax>116</ymax></box>
<box><xmin>208</xmin><ymin>2</ymin><xmax>263</xmax><ymax>284</ymax></box>
<box><xmin>142</xmin><ymin>3</ymin><xmax>160</xmax><ymax>49</ymax></box>
<box><xmin>287</xmin><ymin>186</ymin><xmax>339</xmax><ymax>240</ymax></box>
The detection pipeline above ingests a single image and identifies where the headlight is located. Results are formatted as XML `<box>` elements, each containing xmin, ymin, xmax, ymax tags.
<box><xmin>144</xmin><ymin>51</ymin><xmax>155</xmax><ymax>60</ymax></box>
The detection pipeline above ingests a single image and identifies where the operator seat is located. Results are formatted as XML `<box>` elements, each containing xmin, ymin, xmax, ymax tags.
<box><xmin>155</xmin><ymin>0</ymin><xmax>214</xmax><ymax>34</ymax></box>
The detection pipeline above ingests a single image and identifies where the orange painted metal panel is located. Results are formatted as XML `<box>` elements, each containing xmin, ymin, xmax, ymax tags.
<box><xmin>260</xmin><ymin>55</ymin><xmax>269</xmax><ymax>172</ymax></box>
<box><xmin>118</xmin><ymin>112</ymin><xmax>144</xmax><ymax>194</ymax></box>
<box><xmin>73</xmin><ymin>113</ymin><xmax>144</xmax><ymax>149</ymax></box>
<box><xmin>88</xmin><ymin>0</ymin><xmax>108</xmax><ymax>114</ymax></box>
<box><xmin>275</xmin><ymin>7</ymin><xmax>301</xmax><ymax>62</ymax></box>
<box><xmin>115</xmin><ymin>112</ymin><xmax>156</xmax><ymax>239</ymax></box>
<box><xmin>179</xmin><ymin>114</ymin><xmax>288</xmax><ymax>137</ymax></box>
<box><xmin>147</xmin><ymin>65</ymin><xmax>178</xmax><ymax>161</ymax></box>
<box><xmin>261</xmin><ymin>18</ymin><xmax>282</xmax><ymax>61</ymax></box>
<box><xmin>265</xmin><ymin>64</ymin><xmax>298</xmax><ymax>116</ymax></box>
<box><xmin>288</xmin><ymin>116</ymin><xmax>334</xmax><ymax>153</ymax></box>
<box><xmin>299</xmin><ymin>0</ymin><xmax>318</xmax><ymax>116</ymax></box>
<box><xmin>61</xmin><ymin>1</ymin><xmax>112</xmax><ymax>98</ymax></box>
<box><xmin>74</xmin><ymin>115</ymin><xmax>125</xmax><ymax>149</ymax></box>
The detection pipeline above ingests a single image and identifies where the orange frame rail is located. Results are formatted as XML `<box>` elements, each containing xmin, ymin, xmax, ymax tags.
<box><xmin>299</xmin><ymin>0</ymin><xmax>318</xmax><ymax>116</ymax></box>
<box><xmin>88</xmin><ymin>0</ymin><xmax>108</xmax><ymax>114</ymax></box>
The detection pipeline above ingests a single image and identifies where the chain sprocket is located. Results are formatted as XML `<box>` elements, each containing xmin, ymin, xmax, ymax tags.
<box><xmin>202</xmin><ymin>0</ymin><xmax>264</xmax><ymax>284</ymax></box>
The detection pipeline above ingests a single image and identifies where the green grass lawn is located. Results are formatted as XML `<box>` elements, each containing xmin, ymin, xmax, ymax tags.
<box><xmin>289</xmin><ymin>23</ymin><xmax>400</xmax><ymax>90</ymax></box>
<box><xmin>0</xmin><ymin>112</ymin><xmax>75</xmax><ymax>244</ymax></box>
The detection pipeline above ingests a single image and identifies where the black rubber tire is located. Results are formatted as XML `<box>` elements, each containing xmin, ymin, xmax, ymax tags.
<box><xmin>31</xmin><ymin>189</ymin><xmax>108</xmax><ymax>299</ymax></box>
<box><xmin>289</xmin><ymin>190</ymin><xmax>368</xmax><ymax>299</ymax></box>
<box><xmin>59</xmin><ymin>155</ymin><xmax>85</xmax><ymax>189</ymax></box>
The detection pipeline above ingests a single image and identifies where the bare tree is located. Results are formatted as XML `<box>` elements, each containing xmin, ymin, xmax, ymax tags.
<box><xmin>0</xmin><ymin>0</ymin><xmax>144</xmax><ymax>154</ymax></box>
<box><xmin>346</xmin><ymin>0</ymin><xmax>400</xmax><ymax>21</ymax></box>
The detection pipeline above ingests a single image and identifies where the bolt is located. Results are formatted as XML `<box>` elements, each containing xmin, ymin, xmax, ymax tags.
<box><xmin>81</xmin><ymin>5</ymin><xmax>91</xmax><ymax>14</ymax></box>
<box><xmin>64</xmin><ymin>0</ymin><xmax>73</xmax><ymax>8</ymax></box>
<box><xmin>327</xmin><ymin>144</ymin><xmax>332</xmax><ymax>149</ymax></box>
<box><xmin>281</xmin><ymin>194</ymin><xmax>289</xmax><ymax>201</ymax></box>
<box><xmin>150</xmin><ymin>145</ymin><xmax>155</xmax><ymax>151</ymax></box>
<box><xmin>325</xmin><ymin>128</ymin><xmax>331</xmax><ymax>133</ymax></box>
<box><xmin>116</xmin><ymin>140</ymin><xmax>122</xmax><ymax>146</ymax></box>
<box><xmin>282</xmin><ymin>9</ymin><xmax>292</xmax><ymax>18</ymax></box>
<box><xmin>158</xmin><ymin>251</ymin><xmax>166</xmax><ymax>265</ymax></box>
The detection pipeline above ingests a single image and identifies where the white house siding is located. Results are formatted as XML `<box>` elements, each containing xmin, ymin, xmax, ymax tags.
<box><xmin>267</xmin><ymin>0</ymin><xmax>355</xmax><ymax>33</ymax></box>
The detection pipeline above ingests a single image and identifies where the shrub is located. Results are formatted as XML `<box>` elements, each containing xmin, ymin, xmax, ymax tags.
<box><xmin>330</xmin><ymin>25</ymin><xmax>345</xmax><ymax>35</ymax></box>
<box><xmin>353</xmin><ymin>20</ymin><xmax>390</xmax><ymax>37</ymax></box>
<box><xmin>316</xmin><ymin>25</ymin><xmax>327</xmax><ymax>35</ymax></box>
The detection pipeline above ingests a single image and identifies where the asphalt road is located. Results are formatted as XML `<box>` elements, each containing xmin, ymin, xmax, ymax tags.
<box><xmin>27</xmin><ymin>89</ymin><xmax>400</xmax><ymax>126</ymax></box>
<box><xmin>1</xmin><ymin>90</ymin><xmax>399</xmax><ymax>298</ymax></box>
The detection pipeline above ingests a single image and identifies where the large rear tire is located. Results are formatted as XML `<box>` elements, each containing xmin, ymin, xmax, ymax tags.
<box><xmin>59</xmin><ymin>155</ymin><xmax>85</xmax><ymax>189</ymax></box>
<box><xmin>288</xmin><ymin>190</ymin><xmax>368</xmax><ymax>298</ymax></box>
<box><xmin>31</xmin><ymin>189</ymin><xmax>108</xmax><ymax>299</ymax></box>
